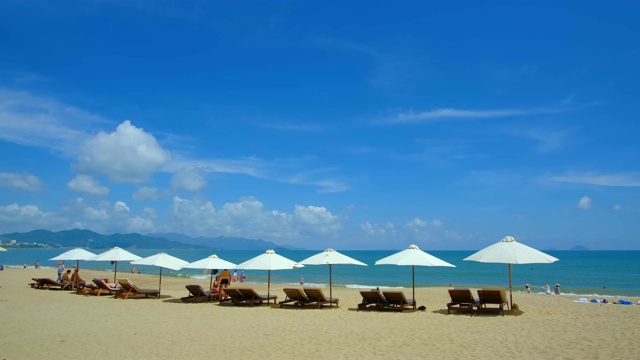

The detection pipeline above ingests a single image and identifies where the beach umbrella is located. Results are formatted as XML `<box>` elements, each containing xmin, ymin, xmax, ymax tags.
<box><xmin>50</xmin><ymin>247</ymin><xmax>97</xmax><ymax>270</ymax></box>
<box><xmin>300</xmin><ymin>248</ymin><xmax>367</xmax><ymax>304</ymax></box>
<box><xmin>88</xmin><ymin>247</ymin><xmax>142</xmax><ymax>283</ymax></box>
<box><xmin>235</xmin><ymin>250</ymin><xmax>302</xmax><ymax>304</ymax></box>
<box><xmin>131</xmin><ymin>252</ymin><xmax>189</xmax><ymax>296</ymax></box>
<box><xmin>182</xmin><ymin>254</ymin><xmax>237</xmax><ymax>300</ymax></box>
<box><xmin>375</xmin><ymin>244</ymin><xmax>455</xmax><ymax>310</ymax></box>
<box><xmin>464</xmin><ymin>235</ymin><xmax>559</xmax><ymax>309</ymax></box>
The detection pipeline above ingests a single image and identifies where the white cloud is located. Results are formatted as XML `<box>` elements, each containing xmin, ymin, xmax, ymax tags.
<box><xmin>550</xmin><ymin>172</ymin><xmax>640</xmax><ymax>187</ymax></box>
<box><xmin>0</xmin><ymin>203</ymin><xmax>66</xmax><ymax>233</ymax></box>
<box><xmin>84</xmin><ymin>207</ymin><xmax>109</xmax><ymax>220</ymax></box>
<box><xmin>613</xmin><ymin>204</ymin><xmax>622</xmax><ymax>211</ymax></box>
<box><xmin>0</xmin><ymin>172</ymin><xmax>45</xmax><ymax>191</ymax></box>
<box><xmin>387</xmin><ymin>106</ymin><xmax>565</xmax><ymax>124</ymax></box>
<box><xmin>166</xmin><ymin>196</ymin><xmax>343</xmax><ymax>242</ymax></box>
<box><xmin>172</xmin><ymin>166</ymin><xmax>206</xmax><ymax>191</ymax></box>
<box><xmin>76</xmin><ymin>120</ymin><xmax>170</xmax><ymax>183</ymax></box>
<box><xmin>0</xmin><ymin>88</ymin><xmax>101</xmax><ymax>154</ymax></box>
<box><xmin>132</xmin><ymin>186</ymin><xmax>160</xmax><ymax>201</ymax></box>
<box><xmin>67</xmin><ymin>175</ymin><xmax>109</xmax><ymax>196</ymax></box>
<box><xmin>113</xmin><ymin>201</ymin><xmax>131</xmax><ymax>215</ymax></box>
<box><xmin>577</xmin><ymin>196</ymin><xmax>592</xmax><ymax>210</ymax></box>
<box><xmin>404</xmin><ymin>217</ymin><xmax>443</xmax><ymax>229</ymax></box>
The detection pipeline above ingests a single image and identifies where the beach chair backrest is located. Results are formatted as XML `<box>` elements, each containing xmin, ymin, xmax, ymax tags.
<box><xmin>360</xmin><ymin>291</ymin><xmax>384</xmax><ymax>304</ymax></box>
<box><xmin>303</xmin><ymin>288</ymin><xmax>326</xmax><ymax>301</ymax></box>
<box><xmin>186</xmin><ymin>285</ymin><xmax>206</xmax><ymax>296</ymax></box>
<box><xmin>383</xmin><ymin>291</ymin><xmax>408</xmax><ymax>304</ymax></box>
<box><xmin>284</xmin><ymin>288</ymin><xmax>307</xmax><ymax>301</ymax></box>
<box><xmin>449</xmin><ymin>289</ymin><xmax>473</xmax><ymax>302</ymax></box>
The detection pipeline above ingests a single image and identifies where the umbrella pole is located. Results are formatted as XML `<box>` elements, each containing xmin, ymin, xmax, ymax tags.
<box><xmin>159</xmin><ymin>267</ymin><xmax>163</xmax><ymax>296</ymax></box>
<box><xmin>267</xmin><ymin>270</ymin><xmax>271</xmax><ymax>304</ymax></box>
<box><xmin>508</xmin><ymin>263</ymin><xmax>513</xmax><ymax>310</ymax></box>
<box><xmin>209</xmin><ymin>270</ymin><xmax>214</xmax><ymax>301</ymax></box>
<box><xmin>412</xmin><ymin>265</ymin><xmax>416</xmax><ymax>310</ymax></box>
<box><xmin>329</xmin><ymin>264</ymin><xmax>333</xmax><ymax>305</ymax></box>
<box><xmin>76</xmin><ymin>260</ymin><xmax>80</xmax><ymax>270</ymax></box>
<box><xmin>114</xmin><ymin>261</ymin><xmax>118</xmax><ymax>283</ymax></box>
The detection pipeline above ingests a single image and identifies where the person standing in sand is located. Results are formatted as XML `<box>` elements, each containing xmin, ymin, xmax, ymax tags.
<box><xmin>57</xmin><ymin>261</ymin><xmax>65</xmax><ymax>282</ymax></box>
<box><xmin>554</xmin><ymin>283</ymin><xmax>561</xmax><ymax>295</ymax></box>
<box><xmin>232</xmin><ymin>270</ymin><xmax>238</xmax><ymax>283</ymax></box>
<box><xmin>219</xmin><ymin>269</ymin><xmax>231</xmax><ymax>299</ymax></box>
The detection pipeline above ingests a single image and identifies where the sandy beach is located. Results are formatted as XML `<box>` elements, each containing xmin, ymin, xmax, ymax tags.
<box><xmin>1</xmin><ymin>268</ymin><xmax>639</xmax><ymax>359</ymax></box>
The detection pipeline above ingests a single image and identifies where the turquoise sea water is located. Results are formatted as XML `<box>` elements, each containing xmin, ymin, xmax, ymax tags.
<box><xmin>2</xmin><ymin>249</ymin><xmax>639</xmax><ymax>297</ymax></box>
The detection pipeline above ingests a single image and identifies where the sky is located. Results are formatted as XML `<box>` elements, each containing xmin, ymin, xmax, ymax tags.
<box><xmin>0</xmin><ymin>1</ymin><xmax>639</xmax><ymax>250</ymax></box>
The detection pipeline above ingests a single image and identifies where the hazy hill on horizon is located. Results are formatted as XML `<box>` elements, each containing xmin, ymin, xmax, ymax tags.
<box><xmin>0</xmin><ymin>229</ymin><xmax>297</xmax><ymax>251</ymax></box>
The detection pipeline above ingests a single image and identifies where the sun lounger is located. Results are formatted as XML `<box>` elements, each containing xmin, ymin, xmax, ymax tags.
<box><xmin>90</xmin><ymin>278</ymin><xmax>123</xmax><ymax>296</ymax></box>
<box><xmin>221</xmin><ymin>287</ymin><xmax>276</xmax><ymax>306</ymax></box>
<box><xmin>382</xmin><ymin>291</ymin><xmax>415</xmax><ymax>312</ymax></box>
<box><xmin>477</xmin><ymin>287</ymin><xmax>508</xmax><ymax>315</ymax></box>
<box><xmin>303</xmin><ymin>288</ymin><xmax>339</xmax><ymax>308</ymax></box>
<box><xmin>181</xmin><ymin>284</ymin><xmax>218</xmax><ymax>303</ymax></box>
<box><xmin>447</xmin><ymin>289</ymin><xmax>479</xmax><ymax>315</ymax></box>
<box><xmin>30</xmin><ymin>278</ymin><xmax>66</xmax><ymax>290</ymax></box>
<box><xmin>114</xmin><ymin>278</ymin><xmax>160</xmax><ymax>299</ymax></box>
<box><xmin>279</xmin><ymin>288</ymin><xmax>310</xmax><ymax>308</ymax></box>
<box><xmin>358</xmin><ymin>290</ymin><xmax>387</xmax><ymax>310</ymax></box>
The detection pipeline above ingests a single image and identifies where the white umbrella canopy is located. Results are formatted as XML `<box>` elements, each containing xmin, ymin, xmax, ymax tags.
<box><xmin>375</xmin><ymin>244</ymin><xmax>455</xmax><ymax>309</ymax></box>
<box><xmin>131</xmin><ymin>252</ymin><xmax>189</xmax><ymax>296</ymax></box>
<box><xmin>182</xmin><ymin>254</ymin><xmax>237</xmax><ymax>297</ymax></box>
<box><xmin>50</xmin><ymin>248</ymin><xmax>97</xmax><ymax>269</ymax></box>
<box><xmin>464</xmin><ymin>235</ymin><xmax>559</xmax><ymax>308</ymax></box>
<box><xmin>300</xmin><ymin>248</ymin><xmax>367</xmax><ymax>304</ymax></box>
<box><xmin>88</xmin><ymin>247</ymin><xmax>142</xmax><ymax>283</ymax></box>
<box><xmin>235</xmin><ymin>250</ymin><xmax>302</xmax><ymax>303</ymax></box>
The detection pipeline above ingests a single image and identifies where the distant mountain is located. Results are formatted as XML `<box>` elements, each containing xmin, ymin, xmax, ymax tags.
<box><xmin>148</xmin><ymin>232</ymin><xmax>299</xmax><ymax>250</ymax></box>
<box><xmin>1</xmin><ymin>229</ymin><xmax>208</xmax><ymax>249</ymax></box>
<box><xmin>571</xmin><ymin>245</ymin><xmax>589</xmax><ymax>251</ymax></box>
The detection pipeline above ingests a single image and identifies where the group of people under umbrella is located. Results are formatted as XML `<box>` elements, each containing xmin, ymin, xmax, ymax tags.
<box><xmin>49</xmin><ymin>236</ymin><xmax>558</xmax><ymax>309</ymax></box>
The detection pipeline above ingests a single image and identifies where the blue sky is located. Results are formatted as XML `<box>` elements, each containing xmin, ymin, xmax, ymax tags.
<box><xmin>1</xmin><ymin>1</ymin><xmax>638</xmax><ymax>250</ymax></box>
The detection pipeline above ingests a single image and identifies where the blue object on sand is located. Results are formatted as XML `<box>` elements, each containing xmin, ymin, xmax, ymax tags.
<box><xmin>618</xmin><ymin>299</ymin><xmax>632</xmax><ymax>305</ymax></box>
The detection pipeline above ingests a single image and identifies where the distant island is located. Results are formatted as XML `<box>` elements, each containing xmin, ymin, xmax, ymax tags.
<box><xmin>570</xmin><ymin>245</ymin><xmax>589</xmax><ymax>251</ymax></box>
<box><xmin>0</xmin><ymin>229</ymin><xmax>294</xmax><ymax>250</ymax></box>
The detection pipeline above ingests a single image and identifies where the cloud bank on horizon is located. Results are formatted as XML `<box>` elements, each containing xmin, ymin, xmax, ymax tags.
<box><xmin>0</xmin><ymin>2</ymin><xmax>638</xmax><ymax>250</ymax></box>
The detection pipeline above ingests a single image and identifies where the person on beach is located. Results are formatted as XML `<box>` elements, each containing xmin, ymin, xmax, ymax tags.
<box><xmin>554</xmin><ymin>283</ymin><xmax>561</xmax><ymax>295</ymax></box>
<box><xmin>34</xmin><ymin>261</ymin><xmax>39</xmax><ymax>269</ymax></box>
<box><xmin>232</xmin><ymin>270</ymin><xmax>238</xmax><ymax>283</ymax></box>
<box><xmin>210</xmin><ymin>276</ymin><xmax>221</xmax><ymax>295</ymax></box>
<box><xmin>525</xmin><ymin>284</ymin><xmax>531</xmax><ymax>293</ymax></box>
<box><xmin>131</xmin><ymin>267</ymin><xmax>137</xmax><ymax>274</ymax></box>
<box><xmin>240</xmin><ymin>271</ymin><xmax>246</xmax><ymax>283</ymax></box>
<box><xmin>219</xmin><ymin>269</ymin><xmax>231</xmax><ymax>299</ymax></box>
<box><xmin>71</xmin><ymin>266</ymin><xmax>86</xmax><ymax>288</ymax></box>
<box><xmin>300</xmin><ymin>276</ymin><xmax>304</xmax><ymax>285</ymax></box>
<box><xmin>61</xmin><ymin>269</ymin><xmax>74</xmax><ymax>289</ymax></box>
<box><xmin>57</xmin><ymin>261</ymin><xmax>65</xmax><ymax>282</ymax></box>
<box><xmin>544</xmin><ymin>285</ymin><xmax>552</xmax><ymax>294</ymax></box>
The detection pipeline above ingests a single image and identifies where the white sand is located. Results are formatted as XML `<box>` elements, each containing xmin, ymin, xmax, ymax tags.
<box><xmin>1</xmin><ymin>268</ymin><xmax>639</xmax><ymax>359</ymax></box>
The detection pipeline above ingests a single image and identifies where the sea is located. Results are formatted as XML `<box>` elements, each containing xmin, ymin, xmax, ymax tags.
<box><xmin>2</xmin><ymin>249</ymin><xmax>639</xmax><ymax>298</ymax></box>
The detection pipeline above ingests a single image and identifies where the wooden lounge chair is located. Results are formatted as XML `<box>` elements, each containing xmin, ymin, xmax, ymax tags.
<box><xmin>447</xmin><ymin>289</ymin><xmax>479</xmax><ymax>315</ymax></box>
<box><xmin>221</xmin><ymin>287</ymin><xmax>245</xmax><ymax>304</ymax></box>
<box><xmin>30</xmin><ymin>278</ymin><xmax>66</xmax><ymax>290</ymax></box>
<box><xmin>477</xmin><ymin>287</ymin><xmax>508</xmax><ymax>316</ymax></box>
<box><xmin>279</xmin><ymin>288</ymin><xmax>310</xmax><ymax>308</ymax></box>
<box><xmin>89</xmin><ymin>278</ymin><xmax>123</xmax><ymax>296</ymax></box>
<box><xmin>358</xmin><ymin>290</ymin><xmax>387</xmax><ymax>311</ymax></box>
<box><xmin>181</xmin><ymin>285</ymin><xmax>218</xmax><ymax>303</ymax></box>
<box><xmin>303</xmin><ymin>288</ymin><xmax>339</xmax><ymax>308</ymax></box>
<box><xmin>114</xmin><ymin>279</ymin><xmax>160</xmax><ymax>299</ymax></box>
<box><xmin>382</xmin><ymin>291</ymin><xmax>415</xmax><ymax>312</ymax></box>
